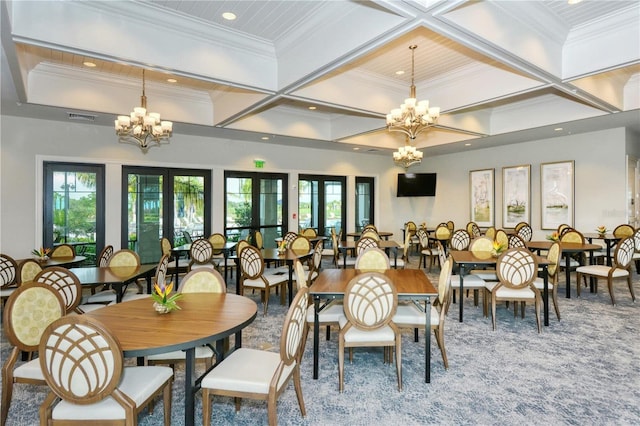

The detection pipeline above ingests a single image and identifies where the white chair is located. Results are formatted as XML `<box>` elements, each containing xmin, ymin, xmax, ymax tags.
<box><xmin>576</xmin><ymin>236</ymin><xmax>636</xmax><ymax>305</ymax></box>
<box><xmin>239</xmin><ymin>245</ymin><xmax>288</xmax><ymax>315</ymax></box>
<box><xmin>189</xmin><ymin>238</ymin><xmax>215</xmax><ymax>270</ymax></box>
<box><xmin>200</xmin><ymin>287</ymin><xmax>308</xmax><ymax>426</ymax></box>
<box><xmin>39</xmin><ymin>315</ymin><xmax>173</xmax><ymax>425</ymax></box>
<box><xmin>338</xmin><ymin>272</ymin><xmax>401</xmax><ymax>392</ymax></box>
<box><xmin>34</xmin><ymin>266</ymin><xmax>83</xmax><ymax>314</ymax></box>
<box><xmin>392</xmin><ymin>257</ymin><xmax>454</xmax><ymax>368</ymax></box>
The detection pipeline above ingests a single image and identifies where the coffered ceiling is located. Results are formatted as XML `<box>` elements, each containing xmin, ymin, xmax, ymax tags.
<box><xmin>2</xmin><ymin>0</ymin><xmax>639</xmax><ymax>156</ymax></box>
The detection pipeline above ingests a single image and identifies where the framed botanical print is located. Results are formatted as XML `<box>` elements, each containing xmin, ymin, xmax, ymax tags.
<box><xmin>540</xmin><ymin>160</ymin><xmax>574</xmax><ymax>230</ymax></box>
<box><xmin>502</xmin><ymin>165</ymin><xmax>530</xmax><ymax>228</ymax></box>
<box><xmin>469</xmin><ymin>168</ymin><xmax>494</xmax><ymax>228</ymax></box>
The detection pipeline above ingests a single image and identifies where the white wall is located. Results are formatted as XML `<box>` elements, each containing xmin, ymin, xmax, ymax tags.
<box><xmin>0</xmin><ymin>114</ymin><xmax>630</xmax><ymax>257</ymax></box>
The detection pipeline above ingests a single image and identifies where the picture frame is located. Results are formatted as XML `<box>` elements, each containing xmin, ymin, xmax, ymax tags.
<box><xmin>502</xmin><ymin>164</ymin><xmax>530</xmax><ymax>229</ymax></box>
<box><xmin>540</xmin><ymin>160</ymin><xmax>574</xmax><ymax>230</ymax></box>
<box><xmin>469</xmin><ymin>168</ymin><xmax>495</xmax><ymax>228</ymax></box>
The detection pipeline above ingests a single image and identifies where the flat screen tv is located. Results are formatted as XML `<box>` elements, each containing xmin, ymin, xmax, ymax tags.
<box><xmin>397</xmin><ymin>173</ymin><xmax>437</xmax><ymax>197</ymax></box>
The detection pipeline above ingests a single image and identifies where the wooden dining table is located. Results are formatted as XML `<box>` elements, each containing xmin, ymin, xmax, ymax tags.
<box><xmin>346</xmin><ymin>231</ymin><xmax>394</xmax><ymax>240</ymax></box>
<box><xmin>16</xmin><ymin>255</ymin><xmax>87</xmax><ymax>268</ymax></box>
<box><xmin>85</xmin><ymin>293</ymin><xmax>258</xmax><ymax>426</ymax></box>
<box><xmin>338</xmin><ymin>239</ymin><xmax>400</xmax><ymax>268</ymax></box>
<box><xmin>309</xmin><ymin>268</ymin><xmax>437</xmax><ymax>383</ymax></box>
<box><xmin>449</xmin><ymin>250</ymin><xmax>551</xmax><ymax>326</ymax></box>
<box><xmin>68</xmin><ymin>264</ymin><xmax>157</xmax><ymax>302</ymax></box>
<box><xmin>526</xmin><ymin>240</ymin><xmax>601</xmax><ymax>298</ymax></box>
<box><xmin>172</xmin><ymin>241</ymin><xmax>237</xmax><ymax>282</ymax></box>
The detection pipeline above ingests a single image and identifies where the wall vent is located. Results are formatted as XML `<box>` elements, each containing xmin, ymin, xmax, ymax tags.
<box><xmin>67</xmin><ymin>112</ymin><xmax>96</xmax><ymax>121</ymax></box>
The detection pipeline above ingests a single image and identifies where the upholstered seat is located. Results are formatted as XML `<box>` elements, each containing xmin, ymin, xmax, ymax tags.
<box><xmin>240</xmin><ymin>245</ymin><xmax>287</xmax><ymax>315</ymax></box>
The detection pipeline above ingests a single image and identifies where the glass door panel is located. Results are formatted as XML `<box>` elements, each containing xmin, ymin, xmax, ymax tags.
<box><xmin>225</xmin><ymin>176</ymin><xmax>253</xmax><ymax>243</ymax></box>
<box><xmin>259</xmin><ymin>177</ymin><xmax>283</xmax><ymax>248</ymax></box>
<box><xmin>356</xmin><ymin>177</ymin><xmax>374</xmax><ymax>232</ymax></box>
<box><xmin>325</xmin><ymin>181</ymin><xmax>343</xmax><ymax>237</ymax></box>
<box><xmin>126</xmin><ymin>173</ymin><xmax>164</xmax><ymax>264</ymax></box>
<box><xmin>174</xmin><ymin>175</ymin><xmax>206</xmax><ymax>244</ymax></box>
<box><xmin>299</xmin><ymin>175</ymin><xmax>346</xmax><ymax>238</ymax></box>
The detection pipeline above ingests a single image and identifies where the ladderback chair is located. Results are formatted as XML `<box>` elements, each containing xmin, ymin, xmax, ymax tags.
<box><xmin>576</xmin><ymin>236</ymin><xmax>635</xmax><ymax>305</ymax></box>
<box><xmin>393</xmin><ymin>258</ymin><xmax>454</xmax><ymax>369</ymax></box>
<box><xmin>17</xmin><ymin>259</ymin><xmax>43</xmax><ymax>284</ymax></box>
<box><xmin>0</xmin><ymin>254</ymin><xmax>19</xmax><ymax>303</ymax></box>
<box><xmin>39</xmin><ymin>315</ymin><xmax>173</xmax><ymax>426</ymax></box>
<box><xmin>338</xmin><ymin>272</ymin><xmax>401</xmax><ymax>392</ymax></box>
<box><xmin>49</xmin><ymin>244</ymin><xmax>75</xmax><ymax>258</ymax></box>
<box><xmin>355</xmin><ymin>247</ymin><xmax>391</xmax><ymax>271</ymax></box>
<box><xmin>450</xmin><ymin>229</ymin><xmax>471</xmax><ymax>251</ymax></box>
<box><xmin>488</xmin><ymin>248</ymin><xmax>541</xmax><ymax>332</ymax></box>
<box><xmin>34</xmin><ymin>266</ymin><xmax>83</xmax><ymax>314</ymax></box>
<box><xmin>533</xmin><ymin>242</ymin><xmax>563</xmax><ymax>320</ymax></box>
<box><xmin>189</xmin><ymin>238</ymin><xmax>215</xmax><ymax>271</ymax></box>
<box><xmin>200</xmin><ymin>288</ymin><xmax>309</xmax><ymax>426</ymax></box>
<box><xmin>1</xmin><ymin>282</ymin><xmax>65</xmax><ymax>426</ymax></box>
<box><xmin>239</xmin><ymin>245</ymin><xmax>288</xmax><ymax>315</ymax></box>
<box><xmin>516</xmin><ymin>223</ymin><xmax>533</xmax><ymax>242</ymax></box>
<box><xmin>613</xmin><ymin>224</ymin><xmax>634</xmax><ymax>239</ymax></box>
<box><xmin>466</xmin><ymin>222</ymin><xmax>481</xmax><ymax>239</ymax></box>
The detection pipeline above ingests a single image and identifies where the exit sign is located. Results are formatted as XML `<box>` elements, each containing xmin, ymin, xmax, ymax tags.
<box><xmin>254</xmin><ymin>159</ymin><xmax>265</xmax><ymax>169</ymax></box>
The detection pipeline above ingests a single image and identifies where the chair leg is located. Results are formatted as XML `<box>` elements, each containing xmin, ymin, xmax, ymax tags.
<box><xmin>627</xmin><ymin>275</ymin><xmax>636</xmax><ymax>302</ymax></box>
<box><xmin>491</xmin><ymin>294</ymin><xmax>497</xmax><ymax>330</ymax></box>
<box><xmin>267</xmin><ymin>392</ymin><xmax>277</xmax><ymax>426</ymax></box>
<box><xmin>576</xmin><ymin>272</ymin><xmax>582</xmax><ymax>297</ymax></box>
<box><xmin>552</xmin><ymin>288</ymin><xmax>561</xmax><ymax>321</ymax></box>
<box><xmin>163</xmin><ymin>379</ymin><xmax>172</xmax><ymax>426</ymax></box>
<box><xmin>395</xmin><ymin>336</ymin><xmax>402</xmax><ymax>391</ymax></box>
<box><xmin>535</xmin><ymin>296</ymin><xmax>541</xmax><ymax>333</ymax></box>
<box><xmin>434</xmin><ymin>326</ymin><xmax>448</xmax><ymax>369</ymax></box>
<box><xmin>292</xmin><ymin>365</ymin><xmax>307</xmax><ymax>417</ymax></box>
<box><xmin>1</xmin><ymin>348</ymin><xmax>19</xmax><ymax>426</ymax></box>
<box><xmin>338</xmin><ymin>338</ymin><xmax>345</xmax><ymax>392</ymax></box>
<box><xmin>202</xmin><ymin>390</ymin><xmax>212</xmax><ymax>426</ymax></box>
<box><xmin>607</xmin><ymin>277</ymin><xmax>616</xmax><ymax>305</ymax></box>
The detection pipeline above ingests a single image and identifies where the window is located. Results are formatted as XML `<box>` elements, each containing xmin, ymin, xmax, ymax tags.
<box><xmin>43</xmin><ymin>162</ymin><xmax>105</xmax><ymax>264</ymax></box>
<box><xmin>355</xmin><ymin>177</ymin><xmax>374</xmax><ymax>232</ymax></box>
<box><xmin>299</xmin><ymin>175</ymin><xmax>346</xmax><ymax>237</ymax></box>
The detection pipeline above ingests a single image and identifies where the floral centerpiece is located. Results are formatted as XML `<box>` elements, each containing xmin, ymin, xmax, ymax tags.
<box><xmin>151</xmin><ymin>282</ymin><xmax>182</xmax><ymax>313</ymax></box>
<box><xmin>277</xmin><ymin>240</ymin><xmax>287</xmax><ymax>253</ymax></box>
<box><xmin>32</xmin><ymin>247</ymin><xmax>51</xmax><ymax>261</ymax></box>
<box><xmin>595</xmin><ymin>225</ymin><xmax>608</xmax><ymax>236</ymax></box>
<box><xmin>546</xmin><ymin>232</ymin><xmax>560</xmax><ymax>242</ymax></box>
<box><xmin>491</xmin><ymin>240</ymin><xmax>506</xmax><ymax>258</ymax></box>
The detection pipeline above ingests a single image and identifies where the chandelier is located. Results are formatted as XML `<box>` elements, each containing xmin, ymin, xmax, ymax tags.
<box><xmin>115</xmin><ymin>69</ymin><xmax>173</xmax><ymax>152</ymax></box>
<box><xmin>386</xmin><ymin>45</ymin><xmax>440</xmax><ymax>140</ymax></box>
<box><xmin>393</xmin><ymin>141</ymin><xmax>423</xmax><ymax>168</ymax></box>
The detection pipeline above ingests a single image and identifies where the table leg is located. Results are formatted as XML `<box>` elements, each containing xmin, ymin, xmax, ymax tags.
<box><xmin>313</xmin><ymin>296</ymin><xmax>320</xmax><ymax>379</ymax></box>
<box><xmin>393</xmin><ymin>247</ymin><xmax>398</xmax><ymax>268</ymax></box>
<box><xmin>174</xmin><ymin>255</ymin><xmax>180</xmax><ymax>287</ymax></box>
<box><xmin>425</xmin><ymin>298</ymin><xmax>431</xmax><ymax>383</ymax></box>
<box><xmin>224</xmin><ymin>251</ymin><xmax>229</xmax><ymax>282</ymax></box>
<box><xmin>542</xmin><ymin>265</ymin><xmax>549</xmax><ymax>326</ymax></box>
<box><xmin>184</xmin><ymin>347</ymin><xmax>196</xmax><ymax>426</ymax></box>
<box><xmin>146</xmin><ymin>271</ymin><xmax>153</xmax><ymax>294</ymax></box>
<box><xmin>565</xmin><ymin>253</ymin><xmax>571</xmax><ymax>298</ymax></box>
<box><xmin>458</xmin><ymin>265</ymin><xmax>465</xmax><ymax>322</ymax></box>
<box><xmin>236</xmin><ymin>260</ymin><xmax>241</xmax><ymax>295</ymax></box>
<box><xmin>113</xmin><ymin>283</ymin><xmax>124</xmax><ymax>303</ymax></box>
<box><xmin>287</xmin><ymin>261</ymin><xmax>294</xmax><ymax>305</ymax></box>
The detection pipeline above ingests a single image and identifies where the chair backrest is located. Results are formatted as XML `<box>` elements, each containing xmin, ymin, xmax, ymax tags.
<box><xmin>39</xmin><ymin>315</ymin><xmax>123</xmax><ymax>405</ymax></box>
<box><xmin>508</xmin><ymin>234</ymin><xmax>527</xmax><ymax>249</ymax></box>
<box><xmin>239</xmin><ymin>245</ymin><xmax>265</xmax><ymax>280</ymax></box>
<box><xmin>560</xmin><ymin>229</ymin><xmax>585</xmax><ymax>244</ymax></box>
<box><xmin>405</xmin><ymin>221</ymin><xmax>417</xmax><ymax>235</ymax></box>
<box><xmin>208</xmin><ymin>233</ymin><xmax>227</xmax><ymax>254</ymax></box>
<box><xmin>190</xmin><ymin>238</ymin><xmax>213</xmax><ymax>264</ymax></box>
<box><xmin>283</xmin><ymin>232</ymin><xmax>299</xmax><ymax>245</ymax></box>
<box><xmin>446</xmin><ymin>220</ymin><xmax>455</xmax><ymax>231</ymax></box>
<box><xmin>50</xmin><ymin>244</ymin><xmax>75</xmax><ymax>258</ymax></box>
<box><xmin>436</xmin><ymin>241</ymin><xmax>447</xmax><ymax>268</ymax></box>
<box><xmin>435</xmin><ymin>224</ymin><xmax>451</xmax><ymax>241</ymax></box>
<box><xmin>236</xmin><ymin>239</ymin><xmax>251</xmax><ymax>257</ymax></box>
<box><xmin>309</xmin><ymin>241</ymin><xmax>323</xmax><ymax>281</ymax></box>
<box><xmin>183</xmin><ymin>231</ymin><xmax>193</xmax><ymax>244</ymax></box>
<box><xmin>516</xmin><ymin>223</ymin><xmax>533</xmax><ymax>242</ymax></box>
<box><xmin>343</xmin><ymin>272</ymin><xmax>398</xmax><ymax>331</ymax></box>
<box><xmin>155</xmin><ymin>254</ymin><xmax>170</xmax><ymax>286</ymax></box>
<box><xmin>34</xmin><ymin>266</ymin><xmax>83</xmax><ymax>313</ymax></box>
<box><xmin>495</xmin><ymin>229</ymin><xmax>509</xmax><ymax>247</ymax></box>
<box><xmin>361</xmin><ymin>229</ymin><xmax>380</xmax><ymax>241</ymax></box>
<box><xmin>280</xmin><ymin>287</ymin><xmax>309</xmax><ymax>365</ymax></box>
<box><xmin>160</xmin><ymin>238</ymin><xmax>172</xmax><ymax>257</ymax></box>
<box><xmin>613</xmin><ymin>224</ymin><xmax>634</xmax><ymax>238</ymax></box>
<box><xmin>470</xmin><ymin>236</ymin><xmax>494</xmax><ymax>255</ymax></box>
<box><xmin>416</xmin><ymin>228</ymin><xmax>430</xmax><ymax>250</ymax></box>
<box><xmin>301</xmin><ymin>228</ymin><xmax>317</xmax><ymax>237</ymax></box>
<box><xmin>108</xmin><ymin>249</ymin><xmax>141</xmax><ymax>267</ymax></box>
<box><xmin>356</xmin><ymin>236</ymin><xmax>379</xmax><ymax>254</ymax></box>
<box><xmin>253</xmin><ymin>230</ymin><xmax>264</xmax><ymax>249</ymax></box>
<box><xmin>557</xmin><ymin>224</ymin><xmax>572</xmax><ymax>236</ymax></box>
<box><xmin>466</xmin><ymin>222</ymin><xmax>481</xmax><ymax>238</ymax></box>
<box><xmin>4</xmin><ymin>282</ymin><xmax>65</xmax><ymax>351</ymax></box>
<box><xmin>294</xmin><ymin>260</ymin><xmax>308</xmax><ymax>291</ymax></box>
<box><xmin>450</xmin><ymin>229</ymin><xmax>471</xmax><ymax>251</ymax></box>
<box><xmin>0</xmin><ymin>253</ymin><xmax>18</xmax><ymax>288</ymax></box>
<box><xmin>363</xmin><ymin>224</ymin><xmax>377</xmax><ymax>232</ymax></box>
<box><xmin>180</xmin><ymin>269</ymin><xmax>226</xmax><ymax>293</ymax></box>
<box><xmin>633</xmin><ymin>228</ymin><xmax>640</xmax><ymax>252</ymax></box>
<box><xmin>401</xmin><ymin>227</ymin><xmax>413</xmax><ymax>258</ymax></box>
<box><xmin>290</xmin><ymin>235</ymin><xmax>311</xmax><ymax>252</ymax></box>
<box><xmin>546</xmin><ymin>242</ymin><xmax>562</xmax><ymax>280</ymax></box>
<box><xmin>18</xmin><ymin>258</ymin><xmax>43</xmax><ymax>283</ymax></box>
<box><xmin>437</xmin><ymin>257</ymin><xmax>454</xmax><ymax>306</ymax></box>
<box><xmin>484</xmin><ymin>226</ymin><xmax>496</xmax><ymax>240</ymax></box>
<box><xmin>97</xmin><ymin>244</ymin><xmax>114</xmax><ymax>267</ymax></box>
<box><xmin>355</xmin><ymin>247</ymin><xmax>390</xmax><ymax>271</ymax></box>
<box><xmin>496</xmin><ymin>248</ymin><xmax>538</xmax><ymax>290</ymax></box>
<box><xmin>613</xmin><ymin>236</ymin><xmax>635</xmax><ymax>269</ymax></box>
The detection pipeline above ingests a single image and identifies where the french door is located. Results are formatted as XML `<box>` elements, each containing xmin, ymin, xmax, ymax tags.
<box><xmin>224</xmin><ymin>171</ymin><xmax>287</xmax><ymax>249</ymax></box>
<box><xmin>355</xmin><ymin>177</ymin><xmax>375</xmax><ymax>232</ymax></box>
<box><xmin>298</xmin><ymin>175</ymin><xmax>346</xmax><ymax>238</ymax></box>
<box><xmin>122</xmin><ymin>166</ymin><xmax>210</xmax><ymax>264</ymax></box>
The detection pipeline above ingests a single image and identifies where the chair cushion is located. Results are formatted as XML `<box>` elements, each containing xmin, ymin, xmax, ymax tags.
<box><xmin>201</xmin><ymin>348</ymin><xmax>293</xmax><ymax>394</ymax></box>
<box><xmin>306</xmin><ymin>301</ymin><xmax>344</xmax><ymax>324</ymax></box>
<box><xmin>576</xmin><ymin>265</ymin><xmax>629</xmax><ymax>278</ymax></box>
<box><xmin>338</xmin><ymin>316</ymin><xmax>396</xmax><ymax>343</ymax></box>
<box><xmin>391</xmin><ymin>304</ymin><xmax>439</xmax><ymax>327</ymax></box>
<box><xmin>13</xmin><ymin>358</ymin><xmax>43</xmax><ymax>380</ymax></box>
<box><xmin>52</xmin><ymin>366</ymin><xmax>172</xmax><ymax>420</ymax></box>
<box><xmin>494</xmin><ymin>286</ymin><xmax>536</xmax><ymax>299</ymax></box>
<box><xmin>147</xmin><ymin>345</ymin><xmax>215</xmax><ymax>361</ymax></box>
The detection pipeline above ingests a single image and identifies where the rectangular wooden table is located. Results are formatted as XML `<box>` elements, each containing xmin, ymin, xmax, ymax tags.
<box><xmin>449</xmin><ymin>251</ymin><xmax>551</xmax><ymax>326</ymax></box>
<box><xmin>309</xmin><ymin>269</ymin><xmax>438</xmax><ymax>383</ymax></box>
<box><xmin>338</xmin><ymin>240</ymin><xmax>400</xmax><ymax>268</ymax></box>
<box><xmin>69</xmin><ymin>264</ymin><xmax>157</xmax><ymax>302</ymax></box>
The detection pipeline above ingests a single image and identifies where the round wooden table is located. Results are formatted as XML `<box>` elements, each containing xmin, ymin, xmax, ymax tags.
<box><xmin>86</xmin><ymin>293</ymin><xmax>257</xmax><ymax>426</ymax></box>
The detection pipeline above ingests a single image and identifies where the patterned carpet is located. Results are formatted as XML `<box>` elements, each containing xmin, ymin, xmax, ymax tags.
<box><xmin>2</xmin><ymin>255</ymin><xmax>639</xmax><ymax>425</ymax></box>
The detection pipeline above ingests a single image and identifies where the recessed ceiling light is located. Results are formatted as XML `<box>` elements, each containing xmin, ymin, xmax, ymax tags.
<box><xmin>353</xmin><ymin>147</ymin><xmax>360</xmax><ymax>151</ymax></box>
<box><xmin>568</xmin><ymin>0</ymin><xmax>583</xmax><ymax>4</ymax></box>
<box><xmin>308</xmin><ymin>106</ymin><xmax>317</xmax><ymax>110</ymax></box>
<box><xmin>222</xmin><ymin>12</ymin><xmax>236</xmax><ymax>20</ymax></box>
<box><xmin>261</xmin><ymin>136</ymin><xmax>269</xmax><ymax>140</ymax></box>
<box><xmin>395</xmin><ymin>70</ymin><xmax>405</xmax><ymax>75</ymax></box>
<box><xmin>465</xmin><ymin>143</ymin><xmax>471</xmax><ymax>146</ymax></box>
<box><xmin>83</xmin><ymin>61</ymin><xmax>96</xmax><ymax>67</ymax></box>
<box><xmin>167</xmin><ymin>78</ymin><xmax>177</xmax><ymax>83</ymax></box>
<box><xmin>554</xmin><ymin>127</ymin><xmax>563</xmax><ymax>131</ymax></box>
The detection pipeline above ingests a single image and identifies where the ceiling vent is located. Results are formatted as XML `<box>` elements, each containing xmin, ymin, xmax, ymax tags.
<box><xmin>67</xmin><ymin>112</ymin><xmax>96</xmax><ymax>121</ymax></box>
